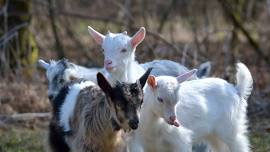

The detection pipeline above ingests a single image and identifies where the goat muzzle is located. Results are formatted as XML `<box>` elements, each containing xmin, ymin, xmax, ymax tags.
<box><xmin>128</xmin><ymin>119</ymin><xmax>139</xmax><ymax>130</ymax></box>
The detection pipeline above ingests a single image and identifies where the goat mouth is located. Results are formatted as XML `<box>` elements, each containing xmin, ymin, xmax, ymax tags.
<box><xmin>166</xmin><ymin>119</ymin><xmax>180</xmax><ymax>127</ymax></box>
<box><xmin>123</xmin><ymin>128</ymin><xmax>132</xmax><ymax>133</ymax></box>
<box><xmin>105</xmin><ymin>66</ymin><xmax>115</xmax><ymax>71</ymax></box>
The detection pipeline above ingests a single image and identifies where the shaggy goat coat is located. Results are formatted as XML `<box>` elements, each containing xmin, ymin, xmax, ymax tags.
<box><xmin>38</xmin><ymin>59</ymin><xmax>151</xmax><ymax>152</ymax></box>
<box><xmin>51</xmin><ymin>80</ymin><xmax>124</xmax><ymax>152</ymax></box>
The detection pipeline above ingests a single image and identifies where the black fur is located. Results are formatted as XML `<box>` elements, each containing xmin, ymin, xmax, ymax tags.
<box><xmin>139</xmin><ymin>68</ymin><xmax>153</xmax><ymax>89</ymax></box>
<box><xmin>52</xmin><ymin>84</ymin><xmax>69</xmax><ymax>121</ymax></box>
<box><xmin>49</xmin><ymin>79</ymin><xmax>85</xmax><ymax>152</ymax></box>
<box><xmin>111</xmin><ymin>118</ymin><xmax>121</xmax><ymax>131</ymax></box>
<box><xmin>48</xmin><ymin>85</ymin><xmax>70</xmax><ymax>152</ymax></box>
<box><xmin>48</xmin><ymin>118</ymin><xmax>70</xmax><ymax>152</ymax></box>
<box><xmin>52</xmin><ymin>79</ymin><xmax>85</xmax><ymax>121</ymax></box>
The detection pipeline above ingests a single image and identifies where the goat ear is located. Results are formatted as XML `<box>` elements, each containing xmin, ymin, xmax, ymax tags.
<box><xmin>196</xmin><ymin>61</ymin><xmax>211</xmax><ymax>78</ymax></box>
<box><xmin>97</xmin><ymin>72</ymin><xmax>113</xmax><ymax>95</ymax></box>
<box><xmin>88</xmin><ymin>26</ymin><xmax>105</xmax><ymax>45</ymax></box>
<box><xmin>176</xmin><ymin>69</ymin><xmax>197</xmax><ymax>83</ymax></box>
<box><xmin>147</xmin><ymin>75</ymin><xmax>157</xmax><ymax>90</ymax></box>
<box><xmin>130</xmin><ymin>27</ymin><xmax>145</xmax><ymax>48</ymax></box>
<box><xmin>37</xmin><ymin>59</ymin><xmax>49</xmax><ymax>70</ymax></box>
<box><xmin>139</xmin><ymin>68</ymin><xmax>152</xmax><ymax>89</ymax></box>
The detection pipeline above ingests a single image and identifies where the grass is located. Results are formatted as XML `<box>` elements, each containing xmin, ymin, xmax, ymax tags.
<box><xmin>0</xmin><ymin>128</ymin><xmax>46</xmax><ymax>152</ymax></box>
<box><xmin>0</xmin><ymin>127</ymin><xmax>269</xmax><ymax>152</ymax></box>
<box><xmin>250</xmin><ymin>132</ymin><xmax>270</xmax><ymax>152</ymax></box>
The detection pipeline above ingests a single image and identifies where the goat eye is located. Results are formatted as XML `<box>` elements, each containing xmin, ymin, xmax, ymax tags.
<box><xmin>157</xmin><ymin>97</ymin><xmax>164</xmax><ymax>103</ymax></box>
<box><xmin>121</xmin><ymin>49</ymin><xmax>127</xmax><ymax>53</ymax></box>
<box><xmin>59</xmin><ymin>78</ymin><xmax>65</xmax><ymax>84</ymax></box>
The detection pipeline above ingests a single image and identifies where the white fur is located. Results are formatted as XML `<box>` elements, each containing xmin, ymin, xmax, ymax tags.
<box><xmin>136</xmin><ymin>86</ymin><xmax>193</xmax><ymax>152</ymax></box>
<box><xmin>236</xmin><ymin>63</ymin><xmax>253</xmax><ymax>100</ymax></box>
<box><xmin>88</xmin><ymin>26</ymin><xmax>201</xmax><ymax>84</ymax></box>
<box><xmin>101</xmin><ymin>32</ymin><xmax>145</xmax><ymax>84</ymax></box>
<box><xmin>142</xmin><ymin>62</ymin><xmax>252</xmax><ymax>152</ymax></box>
<box><xmin>59</xmin><ymin>81</ymin><xmax>95</xmax><ymax>132</ymax></box>
<box><xmin>141</xmin><ymin>60</ymin><xmax>198</xmax><ymax>79</ymax></box>
<box><xmin>64</xmin><ymin>64</ymin><xmax>105</xmax><ymax>84</ymax></box>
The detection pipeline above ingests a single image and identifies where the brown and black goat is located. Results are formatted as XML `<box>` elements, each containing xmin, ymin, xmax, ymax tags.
<box><xmin>38</xmin><ymin>59</ymin><xmax>151</xmax><ymax>152</ymax></box>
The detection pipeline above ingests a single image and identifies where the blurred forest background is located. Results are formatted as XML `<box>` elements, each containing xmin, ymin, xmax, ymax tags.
<box><xmin>0</xmin><ymin>0</ymin><xmax>270</xmax><ymax>151</ymax></box>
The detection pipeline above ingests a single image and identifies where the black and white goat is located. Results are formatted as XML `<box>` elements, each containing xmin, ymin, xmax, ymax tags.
<box><xmin>38</xmin><ymin>59</ymin><xmax>152</xmax><ymax>152</ymax></box>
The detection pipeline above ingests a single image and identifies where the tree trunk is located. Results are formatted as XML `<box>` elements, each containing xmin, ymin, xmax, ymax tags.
<box><xmin>0</xmin><ymin>0</ymin><xmax>38</xmax><ymax>78</ymax></box>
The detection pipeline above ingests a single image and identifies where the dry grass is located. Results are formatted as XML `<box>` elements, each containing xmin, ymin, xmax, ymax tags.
<box><xmin>0</xmin><ymin>80</ymin><xmax>50</xmax><ymax>114</ymax></box>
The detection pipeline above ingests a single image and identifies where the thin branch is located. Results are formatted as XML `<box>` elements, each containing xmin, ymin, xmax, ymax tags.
<box><xmin>56</xmin><ymin>11</ymin><xmax>124</xmax><ymax>26</ymax></box>
<box><xmin>181</xmin><ymin>44</ymin><xmax>189</xmax><ymax>65</ymax></box>
<box><xmin>218</xmin><ymin>0</ymin><xmax>270</xmax><ymax>66</ymax></box>
<box><xmin>140</xmin><ymin>0</ymin><xmax>149</xmax><ymax>29</ymax></box>
<box><xmin>112</xmin><ymin>0</ymin><xmax>134</xmax><ymax>24</ymax></box>
<box><xmin>0</xmin><ymin>22</ymin><xmax>28</xmax><ymax>44</ymax></box>
<box><xmin>0</xmin><ymin>113</ymin><xmax>51</xmax><ymax>128</ymax></box>
<box><xmin>190</xmin><ymin>17</ymin><xmax>202</xmax><ymax>54</ymax></box>
<box><xmin>267</xmin><ymin>0</ymin><xmax>270</xmax><ymax>17</ymax></box>
<box><xmin>123</xmin><ymin>0</ymin><xmax>132</xmax><ymax>30</ymax></box>
<box><xmin>157</xmin><ymin>0</ymin><xmax>177</xmax><ymax>33</ymax></box>
<box><xmin>0</xmin><ymin>113</ymin><xmax>51</xmax><ymax>121</ymax></box>
<box><xmin>54</xmin><ymin>11</ymin><xmax>181</xmax><ymax>55</ymax></box>
<box><xmin>145</xmin><ymin>30</ymin><xmax>180</xmax><ymax>52</ymax></box>
<box><xmin>222</xmin><ymin>30</ymin><xmax>232</xmax><ymax>79</ymax></box>
<box><xmin>7</xmin><ymin>10</ymin><xmax>182</xmax><ymax>59</ymax></box>
<box><xmin>47</xmin><ymin>0</ymin><xmax>64</xmax><ymax>59</ymax></box>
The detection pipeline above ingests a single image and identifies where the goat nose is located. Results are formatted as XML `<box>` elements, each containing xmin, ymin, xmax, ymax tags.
<box><xmin>169</xmin><ymin>115</ymin><xmax>176</xmax><ymax>122</ymax></box>
<box><xmin>48</xmin><ymin>95</ymin><xmax>53</xmax><ymax>101</ymax></box>
<box><xmin>129</xmin><ymin>118</ymin><xmax>139</xmax><ymax>130</ymax></box>
<box><xmin>104</xmin><ymin>60</ymin><xmax>112</xmax><ymax>65</ymax></box>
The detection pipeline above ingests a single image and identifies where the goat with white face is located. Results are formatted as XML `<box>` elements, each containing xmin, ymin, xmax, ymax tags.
<box><xmin>88</xmin><ymin>26</ymin><xmax>209</xmax><ymax>84</ymax></box>
<box><xmin>39</xmin><ymin>58</ymin><xmax>152</xmax><ymax>152</ymax></box>
<box><xmin>88</xmin><ymin>26</ymin><xmax>146</xmax><ymax>83</ymax></box>
<box><xmin>144</xmin><ymin>62</ymin><xmax>252</xmax><ymax>152</ymax></box>
<box><xmin>135</xmin><ymin>70</ymin><xmax>197</xmax><ymax>152</ymax></box>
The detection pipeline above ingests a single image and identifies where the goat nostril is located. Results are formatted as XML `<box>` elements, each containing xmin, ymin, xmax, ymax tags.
<box><xmin>48</xmin><ymin>95</ymin><xmax>53</xmax><ymax>101</ymax></box>
<box><xmin>169</xmin><ymin>116</ymin><xmax>176</xmax><ymax>122</ymax></box>
<box><xmin>105</xmin><ymin>60</ymin><xmax>112</xmax><ymax>65</ymax></box>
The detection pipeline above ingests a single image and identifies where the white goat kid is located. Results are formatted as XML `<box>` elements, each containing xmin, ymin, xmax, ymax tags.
<box><xmin>88</xmin><ymin>26</ymin><xmax>200</xmax><ymax>84</ymax></box>
<box><xmin>136</xmin><ymin>70</ymin><xmax>198</xmax><ymax>152</ymax></box>
<box><xmin>144</xmin><ymin>63</ymin><xmax>252</xmax><ymax>152</ymax></box>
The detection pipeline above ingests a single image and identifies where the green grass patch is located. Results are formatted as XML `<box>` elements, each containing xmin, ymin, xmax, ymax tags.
<box><xmin>250</xmin><ymin>132</ymin><xmax>270</xmax><ymax>152</ymax></box>
<box><xmin>0</xmin><ymin>128</ymin><xmax>46</xmax><ymax>152</ymax></box>
<box><xmin>0</xmin><ymin>127</ymin><xmax>269</xmax><ymax>152</ymax></box>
